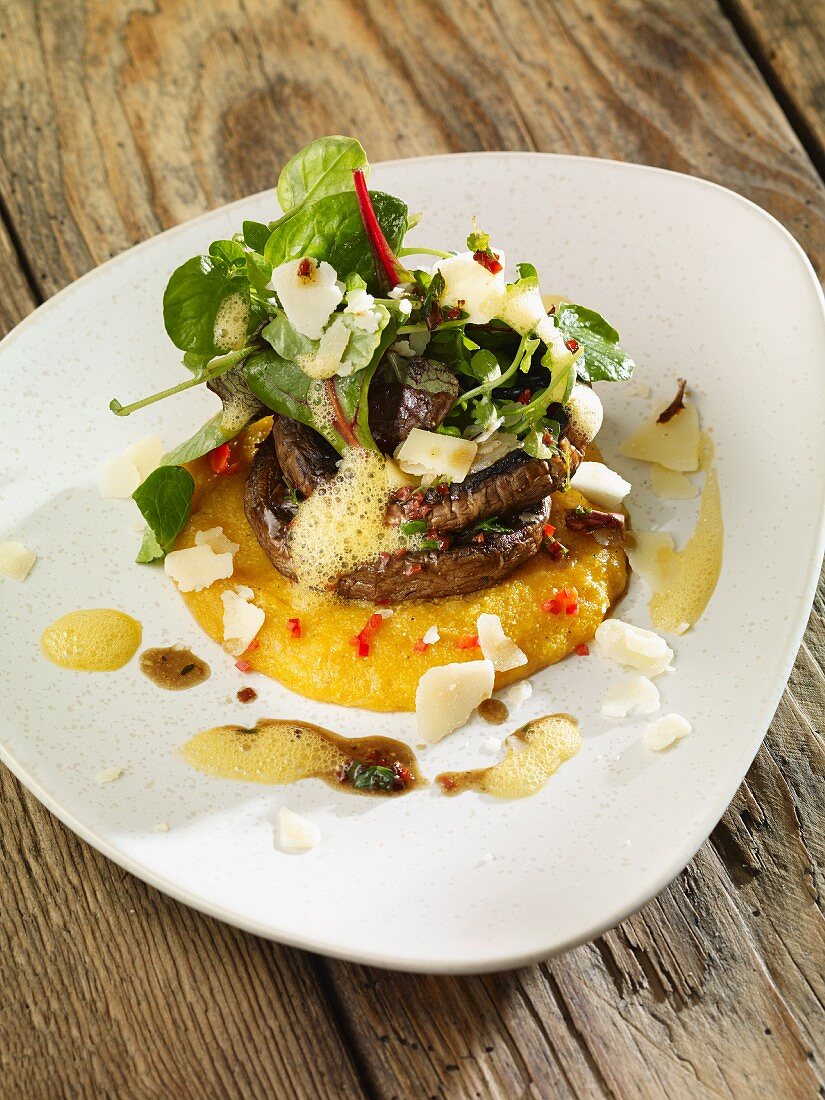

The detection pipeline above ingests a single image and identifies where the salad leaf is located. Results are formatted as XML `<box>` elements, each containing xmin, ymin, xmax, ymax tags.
<box><xmin>556</xmin><ymin>303</ymin><xmax>635</xmax><ymax>383</ymax></box>
<box><xmin>244</xmin><ymin>348</ymin><xmax>319</xmax><ymax>431</ymax></box>
<box><xmin>163</xmin><ymin>255</ymin><xmax>250</xmax><ymax>356</ymax></box>
<box><xmin>263</xmin><ymin>190</ymin><xmax>408</xmax><ymax>294</ymax></box>
<box><xmin>208</xmin><ymin>239</ymin><xmax>246</xmax><ymax>265</ymax></box>
<box><xmin>132</xmin><ymin>465</ymin><xmax>194</xmax><ymax>563</ymax></box>
<box><xmin>242</xmin><ymin>220</ymin><xmax>272</xmax><ymax>253</ymax></box>
<box><xmin>276</xmin><ymin>135</ymin><xmax>367</xmax><ymax>214</ymax></box>
<box><xmin>245</xmin><ymin>311</ymin><xmax>395</xmax><ymax>452</ymax></box>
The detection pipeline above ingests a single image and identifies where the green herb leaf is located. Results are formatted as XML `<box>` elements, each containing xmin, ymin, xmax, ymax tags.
<box><xmin>347</xmin><ymin>762</ymin><xmax>397</xmax><ymax>791</ymax></box>
<box><xmin>467</xmin><ymin>226</ymin><xmax>490</xmax><ymax>252</ymax></box>
<box><xmin>472</xmin><ymin>516</ymin><xmax>511</xmax><ymax>534</ymax></box>
<box><xmin>276</xmin><ymin>136</ymin><xmax>368</xmax><ymax>214</ymax></box>
<box><xmin>264</xmin><ymin>190</ymin><xmax>408</xmax><ymax>295</ymax></box>
<box><xmin>242</xmin><ymin>220</ymin><xmax>272</xmax><ymax>254</ymax></box>
<box><xmin>132</xmin><ymin>466</ymin><xmax>194</xmax><ymax>563</ymax></box>
<box><xmin>208</xmin><ymin>239</ymin><xmax>246</xmax><ymax>266</ymax></box>
<box><xmin>556</xmin><ymin>303</ymin><xmax>635</xmax><ymax>383</ymax></box>
<box><xmin>163</xmin><ymin>255</ymin><xmax>250</xmax><ymax>356</ymax></box>
<box><xmin>401</xmin><ymin>520</ymin><xmax>428</xmax><ymax>536</ymax></box>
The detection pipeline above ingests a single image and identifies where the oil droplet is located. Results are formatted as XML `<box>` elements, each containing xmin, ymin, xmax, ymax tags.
<box><xmin>649</xmin><ymin>434</ymin><xmax>723</xmax><ymax>633</ymax></box>
<box><xmin>139</xmin><ymin>646</ymin><xmax>210</xmax><ymax>691</ymax></box>
<box><xmin>182</xmin><ymin>718</ymin><xmax>422</xmax><ymax>796</ymax></box>
<box><xmin>437</xmin><ymin>714</ymin><xmax>581</xmax><ymax>798</ymax></box>
<box><xmin>40</xmin><ymin>609</ymin><xmax>142</xmax><ymax>671</ymax></box>
<box><xmin>478</xmin><ymin>698</ymin><xmax>509</xmax><ymax>725</ymax></box>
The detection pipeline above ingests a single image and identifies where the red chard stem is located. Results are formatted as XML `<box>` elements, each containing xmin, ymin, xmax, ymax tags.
<box><xmin>352</xmin><ymin>169</ymin><xmax>407</xmax><ymax>291</ymax></box>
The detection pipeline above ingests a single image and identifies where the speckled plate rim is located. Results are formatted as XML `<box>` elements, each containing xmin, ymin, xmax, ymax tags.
<box><xmin>1</xmin><ymin>152</ymin><xmax>824</xmax><ymax>974</ymax></box>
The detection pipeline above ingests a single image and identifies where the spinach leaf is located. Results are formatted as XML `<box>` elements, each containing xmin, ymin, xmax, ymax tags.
<box><xmin>245</xmin><ymin>312</ymin><xmax>395</xmax><ymax>453</ymax></box>
<box><xmin>556</xmin><ymin>303</ymin><xmax>635</xmax><ymax>383</ymax></box>
<box><xmin>245</xmin><ymin>251</ymin><xmax>272</xmax><ymax>293</ymax></box>
<box><xmin>161</xmin><ymin>366</ymin><xmax>266</xmax><ymax>467</ymax></box>
<box><xmin>132</xmin><ymin>465</ymin><xmax>194</xmax><ymax>563</ymax></box>
<box><xmin>163</xmin><ymin>255</ymin><xmax>250</xmax><ymax>356</ymax></box>
<box><xmin>276</xmin><ymin>135</ymin><xmax>368</xmax><ymax>214</ymax></box>
<box><xmin>242</xmin><ymin>220</ymin><xmax>271</xmax><ymax>254</ymax></box>
<box><xmin>244</xmin><ymin>348</ymin><xmax>320</xmax><ymax>435</ymax></box>
<box><xmin>264</xmin><ymin>190</ymin><xmax>408</xmax><ymax>294</ymax></box>
<box><xmin>208</xmin><ymin>239</ymin><xmax>246</xmax><ymax>266</ymax></box>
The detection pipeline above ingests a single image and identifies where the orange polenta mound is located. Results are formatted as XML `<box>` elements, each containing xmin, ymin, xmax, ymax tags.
<box><xmin>174</xmin><ymin>423</ymin><xmax>627</xmax><ymax>712</ymax></box>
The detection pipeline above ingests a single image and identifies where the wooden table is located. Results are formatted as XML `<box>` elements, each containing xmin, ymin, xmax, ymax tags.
<box><xmin>1</xmin><ymin>3</ymin><xmax>823</xmax><ymax>1096</ymax></box>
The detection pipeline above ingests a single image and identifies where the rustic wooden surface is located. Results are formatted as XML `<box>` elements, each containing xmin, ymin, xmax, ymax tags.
<box><xmin>1</xmin><ymin>2</ymin><xmax>823</xmax><ymax>1097</ymax></box>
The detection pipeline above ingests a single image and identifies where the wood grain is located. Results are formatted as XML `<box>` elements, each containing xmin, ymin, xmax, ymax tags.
<box><xmin>722</xmin><ymin>0</ymin><xmax>825</xmax><ymax>175</ymax></box>
<box><xmin>0</xmin><ymin>1</ymin><xmax>823</xmax><ymax>1097</ymax></box>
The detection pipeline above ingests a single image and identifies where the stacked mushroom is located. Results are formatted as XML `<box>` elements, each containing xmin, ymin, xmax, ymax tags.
<box><xmin>244</xmin><ymin>356</ymin><xmax>604</xmax><ymax>603</ymax></box>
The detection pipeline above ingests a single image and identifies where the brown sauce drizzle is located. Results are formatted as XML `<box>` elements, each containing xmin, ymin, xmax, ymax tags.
<box><xmin>478</xmin><ymin>698</ymin><xmax>509</xmax><ymax>725</ymax></box>
<box><xmin>437</xmin><ymin>714</ymin><xmax>581</xmax><ymax>799</ymax></box>
<box><xmin>140</xmin><ymin>646</ymin><xmax>210</xmax><ymax>691</ymax></box>
<box><xmin>182</xmin><ymin>719</ymin><xmax>422</xmax><ymax>796</ymax></box>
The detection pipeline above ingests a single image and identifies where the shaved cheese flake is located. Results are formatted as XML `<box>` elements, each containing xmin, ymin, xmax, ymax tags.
<box><xmin>415</xmin><ymin>659</ymin><xmax>495</xmax><ymax>744</ymax></box>
<box><xmin>650</xmin><ymin>464</ymin><xmax>698</xmax><ymax>500</ymax></box>
<box><xmin>296</xmin><ymin>315</ymin><xmax>351</xmax><ymax>379</ymax></box>
<box><xmin>97</xmin><ymin>766</ymin><xmax>125</xmax><ymax>785</ymax></box>
<box><xmin>269</xmin><ymin>258</ymin><xmax>342</xmax><ymax>339</ymax></box>
<box><xmin>620</xmin><ymin>399</ymin><xmax>700</xmax><ymax>472</ymax></box>
<box><xmin>432</xmin><ymin>250</ymin><xmax>506</xmax><ymax>324</ymax></box>
<box><xmin>164</xmin><ymin>544</ymin><xmax>234</xmax><ymax>592</ymax></box>
<box><xmin>101</xmin><ymin>435</ymin><xmax>164</xmax><ymax>499</ymax></box>
<box><xmin>277</xmin><ymin>807</ymin><xmax>320</xmax><ymax>853</ymax></box>
<box><xmin>601</xmin><ymin>675</ymin><xmax>660</xmax><ymax>718</ymax></box>
<box><xmin>221</xmin><ymin>587</ymin><xmax>265</xmax><ymax>656</ymax></box>
<box><xmin>570</xmin><ymin>462</ymin><xmax>631</xmax><ymax>509</ymax></box>
<box><xmin>397</xmin><ymin>428</ymin><xmax>477</xmax><ymax>484</ymax></box>
<box><xmin>495</xmin><ymin>679</ymin><xmax>533</xmax><ymax>715</ymax></box>
<box><xmin>125</xmin><ymin>435</ymin><xmax>165</xmax><ymax>481</ymax></box>
<box><xmin>476</xmin><ymin>613</ymin><xmax>527</xmax><ymax>672</ymax></box>
<box><xmin>594</xmin><ymin>619</ymin><xmax>673</xmax><ymax>677</ymax></box>
<box><xmin>643</xmin><ymin>713</ymin><xmax>691</xmax><ymax>751</ymax></box>
<box><xmin>626</xmin><ymin>531</ymin><xmax>677</xmax><ymax>591</ymax></box>
<box><xmin>0</xmin><ymin>541</ymin><xmax>36</xmax><ymax>582</ymax></box>
<box><xmin>195</xmin><ymin>527</ymin><xmax>240</xmax><ymax>555</ymax></box>
<box><xmin>100</xmin><ymin>455</ymin><xmax>141</xmax><ymax>499</ymax></box>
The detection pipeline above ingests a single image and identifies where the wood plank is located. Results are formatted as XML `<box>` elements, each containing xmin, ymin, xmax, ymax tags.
<box><xmin>0</xmin><ymin>765</ymin><xmax>367</xmax><ymax>1100</ymax></box>
<box><xmin>722</xmin><ymin>0</ymin><xmax>825</xmax><ymax>175</ymax></box>
<box><xmin>0</xmin><ymin>1</ymin><xmax>823</xmax><ymax>1097</ymax></box>
<box><xmin>0</xmin><ymin>203</ymin><xmax>366</xmax><ymax>1100</ymax></box>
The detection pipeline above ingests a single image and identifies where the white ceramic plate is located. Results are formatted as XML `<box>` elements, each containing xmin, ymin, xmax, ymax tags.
<box><xmin>2</xmin><ymin>154</ymin><xmax>823</xmax><ymax>973</ymax></box>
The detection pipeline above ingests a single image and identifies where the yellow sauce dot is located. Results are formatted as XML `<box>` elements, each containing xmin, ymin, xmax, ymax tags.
<box><xmin>437</xmin><ymin>713</ymin><xmax>581</xmax><ymax>798</ymax></box>
<box><xmin>40</xmin><ymin>609</ymin><xmax>142</xmax><ymax>672</ymax></box>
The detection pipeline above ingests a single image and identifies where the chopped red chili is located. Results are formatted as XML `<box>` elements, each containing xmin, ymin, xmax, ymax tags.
<box><xmin>541</xmin><ymin>587</ymin><xmax>579</xmax><ymax>616</ymax></box>
<box><xmin>287</xmin><ymin>617</ymin><xmax>301</xmax><ymax>638</ymax></box>
<box><xmin>412</xmin><ymin>638</ymin><xmax>429</xmax><ymax>654</ymax></box>
<box><xmin>207</xmin><ymin>442</ymin><xmax>239</xmax><ymax>476</ymax></box>
<box><xmin>575</xmin><ymin>643</ymin><xmax>590</xmax><ymax>657</ymax></box>
<box><xmin>234</xmin><ymin>659</ymin><xmax>252</xmax><ymax>673</ymax></box>
<box><xmin>456</xmin><ymin>634</ymin><xmax>480</xmax><ymax>649</ymax></box>
<box><xmin>472</xmin><ymin>249</ymin><xmax>503</xmax><ymax>274</ymax></box>
<box><xmin>297</xmin><ymin>257</ymin><xmax>314</xmax><ymax>278</ymax></box>
<box><xmin>236</xmin><ymin>686</ymin><xmax>258</xmax><ymax>703</ymax></box>
<box><xmin>543</xmin><ymin>523</ymin><xmax>556</xmax><ymax>539</ymax></box>
<box><xmin>404</xmin><ymin>562</ymin><xmax>423</xmax><ymax>576</ymax></box>
<box><xmin>245</xmin><ymin>639</ymin><xmax>261</xmax><ymax>652</ymax></box>
<box><xmin>518</xmin><ymin>389</ymin><xmax>532</xmax><ymax>405</ymax></box>
<box><xmin>350</xmin><ymin>611</ymin><xmax>386</xmax><ymax>658</ymax></box>
<box><xmin>564</xmin><ymin>337</ymin><xmax>579</xmax><ymax>353</ymax></box>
